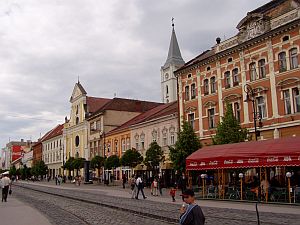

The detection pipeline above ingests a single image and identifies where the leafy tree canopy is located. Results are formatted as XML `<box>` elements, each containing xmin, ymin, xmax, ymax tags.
<box><xmin>72</xmin><ymin>157</ymin><xmax>85</xmax><ymax>170</ymax></box>
<box><xmin>213</xmin><ymin>102</ymin><xmax>248</xmax><ymax>145</ymax></box>
<box><xmin>120</xmin><ymin>149</ymin><xmax>143</xmax><ymax>168</ymax></box>
<box><xmin>31</xmin><ymin>160</ymin><xmax>48</xmax><ymax>176</ymax></box>
<box><xmin>169</xmin><ymin>120</ymin><xmax>201</xmax><ymax>173</ymax></box>
<box><xmin>104</xmin><ymin>155</ymin><xmax>120</xmax><ymax>170</ymax></box>
<box><xmin>90</xmin><ymin>155</ymin><xmax>105</xmax><ymax>170</ymax></box>
<box><xmin>144</xmin><ymin>141</ymin><xmax>164</xmax><ymax>169</ymax></box>
<box><xmin>64</xmin><ymin>157</ymin><xmax>75</xmax><ymax>170</ymax></box>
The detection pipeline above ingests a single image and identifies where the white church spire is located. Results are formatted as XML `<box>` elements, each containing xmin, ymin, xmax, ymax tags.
<box><xmin>161</xmin><ymin>19</ymin><xmax>185</xmax><ymax>103</ymax></box>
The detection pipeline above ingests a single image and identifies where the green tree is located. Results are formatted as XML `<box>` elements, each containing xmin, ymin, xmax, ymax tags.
<box><xmin>72</xmin><ymin>157</ymin><xmax>85</xmax><ymax>176</ymax></box>
<box><xmin>213</xmin><ymin>102</ymin><xmax>248</xmax><ymax>145</ymax></box>
<box><xmin>64</xmin><ymin>157</ymin><xmax>75</xmax><ymax>175</ymax></box>
<box><xmin>120</xmin><ymin>149</ymin><xmax>143</xmax><ymax>168</ymax></box>
<box><xmin>9</xmin><ymin>165</ymin><xmax>17</xmax><ymax>176</ymax></box>
<box><xmin>169</xmin><ymin>120</ymin><xmax>201</xmax><ymax>173</ymax></box>
<box><xmin>90</xmin><ymin>155</ymin><xmax>105</xmax><ymax>180</ymax></box>
<box><xmin>104</xmin><ymin>155</ymin><xmax>120</xmax><ymax>170</ymax></box>
<box><xmin>144</xmin><ymin>142</ymin><xmax>164</xmax><ymax>169</ymax></box>
<box><xmin>31</xmin><ymin>160</ymin><xmax>48</xmax><ymax>177</ymax></box>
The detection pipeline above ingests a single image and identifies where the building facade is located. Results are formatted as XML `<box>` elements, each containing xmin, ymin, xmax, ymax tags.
<box><xmin>42</xmin><ymin>124</ymin><xmax>64</xmax><ymax>177</ymax></box>
<box><xmin>176</xmin><ymin>0</ymin><xmax>300</xmax><ymax>145</ymax></box>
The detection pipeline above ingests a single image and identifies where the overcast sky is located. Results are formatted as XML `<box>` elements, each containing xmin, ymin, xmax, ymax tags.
<box><xmin>0</xmin><ymin>0</ymin><xmax>270</xmax><ymax>150</ymax></box>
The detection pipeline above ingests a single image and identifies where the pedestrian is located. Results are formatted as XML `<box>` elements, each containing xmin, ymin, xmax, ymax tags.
<box><xmin>78</xmin><ymin>176</ymin><xmax>81</xmax><ymax>186</ymax></box>
<box><xmin>170</xmin><ymin>186</ymin><xmax>177</xmax><ymax>202</ymax></box>
<box><xmin>1</xmin><ymin>172</ymin><xmax>12</xmax><ymax>202</ymax></box>
<box><xmin>152</xmin><ymin>178</ymin><xmax>158</xmax><ymax>196</ymax></box>
<box><xmin>55</xmin><ymin>175</ymin><xmax>58</xmax><ymax>185</ymax></box>
<box><xmin>122</xmin><ymin>173</ymin><xmax>126</xmax><ymax>189</ymax></box>
<box><xmin>178</xmin><ymin>172</ymin><xmax>188</xmax><ymax>200</ymax></box>
<box><xmin>130</xmin><ymin>175</ymin><xmax>137</xmax><ymax>199</ymax></box>
<box><xmin>158</xmin><ymin>175</ymin><xmax>163</xmax><ymax>196</ymax></box>
<box><xmin>179</xmin><ymin>189</ymin><xmax>205</xmax><ymax>225</ymax></box>
<box><xmin>135</xmin><ymin>175</ymin><xmax>147</xmax><ymax>200</ymax></box>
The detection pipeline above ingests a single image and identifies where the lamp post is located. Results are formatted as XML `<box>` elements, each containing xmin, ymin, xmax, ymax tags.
<box><xmin>239</xmin><ymin>173</ymin><xmax>244</xmax><ymax>200</ymax></box>
<box><xmin>244</xmin><ymin>84</ymin><xmax>262</xmax><ymax>141</ymax></box>
<box><xmin>286</xmin><ymin>172</ymin><xmax>292</xmax><ymax>204</ymax></box>
<box><xmin>201</xmin><ymin>174</ymin><xmax>207</xmax><ymax>198</ymax></box>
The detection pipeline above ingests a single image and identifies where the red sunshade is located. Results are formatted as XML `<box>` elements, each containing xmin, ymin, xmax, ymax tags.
<box><xmin>186</xmin><ymin>137</ymin><xmax>300</xmax><ymax>170</ymax></box>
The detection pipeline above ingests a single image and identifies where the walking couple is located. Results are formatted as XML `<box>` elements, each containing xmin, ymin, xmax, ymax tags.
<box><xmin>130</xmin><ymin>175</ymin><xmax>147</xmax><ymax>200</ymax></box>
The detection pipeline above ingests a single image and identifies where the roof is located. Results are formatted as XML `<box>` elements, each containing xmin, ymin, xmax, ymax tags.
<box><xmin>178</xmin><ymin>50</ymin><xmax>214</xmax><ymax>72</ymax></box>
<box><xmin>106</xmin><ymin>101</ymin><xmax>178</xmax><ymax>136</ymax></box>
<box><xmin>249</xmin><ymin>0</ymin><xmax>300</xmax><ymax>14</ymax></box>
<box><xmin>86</xmin><ymin>96</ymin><xmax>111</xmax><ymax>114</ymax></box>
<box><xmin>88</xmin><ymin>98</ymin><xmax>162</xmax><ymax>119</ymax></box>
<box><xmin>42</xmin><ymin>124</ymin><xmax>64</xmax><ymax>142</ymax></box>
<box><xmin>186</xmin><ymin>137</ymin><xmax>300</xmax><ymax>170</ymax></box>
<box><xmin>76</xmin><ymin>82</ymin><xmax>87</xmax><ymax>95</ymax></box>
<box><xmin>163</xmin><ymin>26</ymin><xmax>185</xmax><ymax>68</ymax></box>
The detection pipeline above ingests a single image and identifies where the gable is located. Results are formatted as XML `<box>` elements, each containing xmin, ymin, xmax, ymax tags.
<box><xmin>70</xmin><ymin>82</ymin><xmax>87</xmax><ymax>102</ymax></box>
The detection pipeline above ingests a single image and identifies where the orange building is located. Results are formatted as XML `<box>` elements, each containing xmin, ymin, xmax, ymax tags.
<box><xmin>175</xmin><ymin>0</ymin><xmax>300</xmax><ymax>145</ymax></box>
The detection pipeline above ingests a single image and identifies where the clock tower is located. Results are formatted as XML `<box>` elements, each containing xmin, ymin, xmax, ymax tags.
<box><xmin>161</xmin><ymin>21</ymin><xmax>185</xmax><ymax>103</ymax></box>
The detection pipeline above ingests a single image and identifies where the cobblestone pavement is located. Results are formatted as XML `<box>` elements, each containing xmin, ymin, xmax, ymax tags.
<box><xmin>14</xmin><ymin>183</ymin><xmax>300</xmax><ymax>225</ymax></box>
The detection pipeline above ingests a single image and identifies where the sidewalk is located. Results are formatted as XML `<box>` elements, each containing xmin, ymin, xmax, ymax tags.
<box><xmin>0</xmin><ymin>196</ymin><xmax>52</xmax><ymax>225</ymax></box>
<box><xmin>17</xmin><ymin>180</ymin><xmax>300</xmax><ymax>215</ymax></box>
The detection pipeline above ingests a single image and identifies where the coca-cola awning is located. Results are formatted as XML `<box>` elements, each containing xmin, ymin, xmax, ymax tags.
<box><xmin>186</xmin><ymin>137</ymin><xmax>300</xmax><ymax>171</ymax></box>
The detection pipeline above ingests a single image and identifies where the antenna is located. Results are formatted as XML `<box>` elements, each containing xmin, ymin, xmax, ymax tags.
<box><xmin>172</xmin><ymin>17</ymin><xmax>174</xmax><ymax>27</ymax></box>
<box><xmin>78</xmin><ymin>75</ymin><xmax>80</xmax><ymax>83</ymax></box>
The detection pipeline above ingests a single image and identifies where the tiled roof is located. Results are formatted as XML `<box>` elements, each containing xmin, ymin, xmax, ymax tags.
<box><xmin>42</xmin><ymin>124</ymin><xmax>64</xmax><ymax>142</ymax></box>
<box><xmin>106</xmin><ymin>101</ymin><xmax>178</xmax><ymax>136</ymax></box>
<box><xmin>89</xmin><ymin>98</ymin><xmax>162</xmax><ymax>119</ymax></box>
<box><xmin>86</xmin><ymin>96</ymin><xmax>111</xmax><ymax>113</ymax></box>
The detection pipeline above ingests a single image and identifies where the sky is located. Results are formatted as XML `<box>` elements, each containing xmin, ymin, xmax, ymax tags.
<box><xmin>0</xmin><ymin>0</ymin><xmax>270</xmax><ymax>150</ymax></box>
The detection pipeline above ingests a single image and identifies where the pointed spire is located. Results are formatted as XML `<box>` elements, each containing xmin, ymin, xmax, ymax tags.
<box><xmin>164</xmin><ymin>18</ymin><xmax>185</xmax><ymax>68</ymax></box>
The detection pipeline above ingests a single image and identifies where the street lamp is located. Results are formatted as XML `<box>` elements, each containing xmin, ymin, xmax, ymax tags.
<box><xmin>239</xmin><ymin>173</ymin><xmax>244</xmax><ymax>200</ymax></box>
<box><xmin>244</xmin><ymin>84</ymin><xmax>262</xmax><ymax>141</ymax></box>
<box><xmin>201</xmin><ymin>174</ymin><xmax>207</xmax><ymax>198</ymax></box>
<box><xmin>286</xmin><ymin>172</ymin><xmax>292</xmax><ymax>204</ymax></box>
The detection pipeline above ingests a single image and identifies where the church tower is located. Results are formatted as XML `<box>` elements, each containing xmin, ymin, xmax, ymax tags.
<box><xmin>161</xmin><ymin>20</ymin><xmax>185</xmax><ymax>103</ymax></box>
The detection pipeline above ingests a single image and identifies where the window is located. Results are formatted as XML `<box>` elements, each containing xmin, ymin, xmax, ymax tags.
<box><xmin>135</xmin><ymin>140</ymin><xmax>139</xmax><ymax>150</ymax></box>
<box><xmin>256</xmin><ymin>96</ymin><xmax>267</xmax><ymax>119</ymax></box>
<box><xmin>249</xmin><ymin>62</ymin><xmax>257</xmax><ymax>81</ymax></box>
<box><xmin>258</xmin><ymin>59</ymin><xmax>266</xmax><ymax>78</ymax></box>
<box><xmin>283</xmin><ymin>90</ymin><xmax>292</xmax><ymax>114</ymax></box>
<box><xmin>228</xmin><ymin>57</ymin><xmax>233</xmax><ymax>63</ymax></box>
<box><xmin>141</xmin><ymin>140</ymin><xmax>145</xmax><ymax>149</ymax></box>
<box><xmin>282</xmin><ymin>36</ymin><xmax>289</xmax><ymax>42</ymax></box>
<box><xmin>75</xmin><ymin>136</ymin><xmax>80</xmax><ymax>147</ymax></box>
<box><xmin>152</xmin><ymin>131</ymin><xmax>157</xmax><ymax>142</ymax></box>
<box><xmin>210</xmin><ymin>77</ymin><xmax>216</xmax><ymax>93</ymax></box>
<box><xmin>278</xmin><ymin>52</ymin><xmax>287</xmax><ymax>72</ymax></box>
<box><xmin>208</xmin><ymin>108</ymin><xmax>215</xmax><ymax>129</ymax></box>
<box><xmin>191</xmin><ymin>83</ymin><xmax>196</xmax><ymax>99</ymax></box>
<box><xmin>163</xmin><ymin>133</ymin><xmax>167</xmax><ymax>146</ymax></box>
<box><xmin>224</xmin><ymin>71</ymin><xmax>231</xmax><ymax>88</ymax></box>
<box><xmin>170</xmin><ymin>133</ymin><xmax>175</xmax><ymax>145</ymax></box>
<box><xmin>204</xmin><ymin>79</ymin><xmax>209</xmax><ymax>95</ymax></box>
<box><xmin>185</xmin><ymin>86</ymin><xmax>190</xmax><ymax>100</ymax></box>
<box><xmin>107</xmin><ymin>143</ymin><xmax>110</xmax><ymax>152</ymax></box>
<box><xmin>188</xmin><ymin>74</ymin><xmax>192</xmax><ymax>78</ymax></box>
<box><xmin>289</xmin><ymin>48</ymin><xmax>298</xmax><ymax>69</ymax></box>
<box><xmin>115</xmin><ymin>141</ymin><xmax>118</xmax><ymax>154</ymax></box>
<box><xmin>126</xmin><ymin>138</ymin><xmax>130</xmax><ymax>150</ymax></box>
<box><xmin>122</xmin><ymin>139</ymin><xmax>126</xmax><ymax>152</ymax></box>
<box><xmin>76</xmin><ymin>105</ymin><xmax>79</xmax><ymax>114</ymax></box>
<box><xmin>232</xmin><ymin>68</ymin><xmax>239</xmax><ymax>86</ymax></box>
<box><xmin>166</xmin><ymin>85</ymin><xmax>169</xmax><ymax>96</ymax></box>
<box><xmin>188</xmin><ymin>113</ymin><xmax>195</xmax><ymax>129</ymax></box>
<box><xmin>207</xmin><ymin>66</ymin><xmax>211</xmax><ymax>71</ymax></box>
<box><xmin>76</xmin><ymin>117</ymin><xmax>79</xmax><ymax>125</ymax></box>
<box><xmin>233</xmin><ymin>102</ymin><xmax>241</xmax><ymax>122</ymax></box>
<box><xmin>96</xmin><ymin>120</ymin><xmax>101</xmax><ymax>130</ymax></box>
<box><xmin>293</xmin><ymin>88</ymin><xmax>300</xmax><ymax>113</ymax></box>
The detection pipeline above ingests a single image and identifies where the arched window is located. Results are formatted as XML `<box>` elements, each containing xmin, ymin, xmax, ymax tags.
<box><xmin>185</xmin><ymin>86</ymin><xmax>190</xmax><ymax>101</ymax></box>
<box><xmin>204</xmin><ymin>79</ymin><xmax>209</xmax><ymax>95</ymax></box>
<box><xmin>258</xmin><ymin>59</ymin><xmax>266</xmax><ymax>78</ymax></box>
<box><xmin>210</xmin><ymin>77</ymin><xmax>216</xmax><ymax>93</ymax></box>
<box><xmin>76</xmin><ymin>117</ymin><xmax>79</xmax><ymax>125</ymax></box>
<box><xmin>278</xmin><ymin>52</ymin><xmax>287</xmax><ymax>72</ymax></box>
<box><xmin>224</xmin><ymin>71</ymin><xmax>231</xmax><ymax>88</ymax></box>
<box><xmin>166</xmin><ymin>85</ymin><xmax>169</xmax><ymax>96</ymax></box>
<box><xmin>75</xmin><ymin>136</ymin><xmax>80</xmax><ymax>147</ymax></box>
<box><xmin>282</xmin><ymin>36</ymin><xmax>289</xmax><ymax>42</ymax></box>
<box><xmin>232</xmin><ymin>68</ymin><xmax>239</xmax><ymax>86</ymax></box>
<box><xmin>249</xmin><ymin>62</ymin><xmax>257</xmax><ymax>81</ymax></box>
<box><xmin>289</xmin><ymin>48</ymin><xmax>298</xmax><ymax>69</ymax></box>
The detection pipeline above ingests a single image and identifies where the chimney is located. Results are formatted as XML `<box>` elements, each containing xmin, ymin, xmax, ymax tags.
<box><xmin>216</xmin><ymin>37</ymin><xmax>221</xmax><ymax>44</ymax></box>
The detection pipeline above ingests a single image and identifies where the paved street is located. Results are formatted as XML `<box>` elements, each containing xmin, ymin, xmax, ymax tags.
<box><xmin>11</xmin><ymin>181</ymin><xmax>300</xmax><ymax>225</ymax></box>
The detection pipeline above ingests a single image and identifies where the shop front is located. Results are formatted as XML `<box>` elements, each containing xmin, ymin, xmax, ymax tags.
<box><xmin>186</xmin><ymin>137</ymin><xmax>300</xmax><ymax>204</ymax></box>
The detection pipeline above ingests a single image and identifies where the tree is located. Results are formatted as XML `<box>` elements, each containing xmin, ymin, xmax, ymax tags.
<box><xmin>64</xmin><ymin>157</ymin><xmax>75</xmax><ymax>176</ymax></box>
<box><xmin>213</xmin><ymin>102</ymin><xmax>248</xmax><ymax>145</ymax></box>
<box><xmin>104</xmin><ymin>155</ymin><xmax>120</xmax><ymax>170</ymax></box>
<box><xmin>169</xmin><ymin>120</ymin><xmax>201</xmax><ymax>173</ymax></box>
<box><xmin>9</xmin><ymin>165</ymin><xmax>17</xmax><ymax>176</ymax></box>
<box><xmin>144</xmin><ymin>142</ymin><xmax>164</xmax><ymax>169</ymax></box>
<box><xmin>31</xmin><ymin>160</ymin><xmax>48</xmax><ymax>177</ymax></box>
<box><xmin>120</xmin><ymin>149</ymin><xmax>143</xmax><ymax>168</ymax></box>
<box><xmin>72</xmin><ymin>157</ymin><xmax>85</xmax><ymax>176</ymax></box>
<box><xmin>90</xmin><ymin>155</ymin><xmax>105</xmax><ymax>180</ymax></box>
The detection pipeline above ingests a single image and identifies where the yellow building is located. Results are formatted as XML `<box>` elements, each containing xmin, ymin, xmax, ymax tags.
<box><xmin>63</xmin><ymin>82</ymin><xmax>110</xmax><ymax>170</ymax></box>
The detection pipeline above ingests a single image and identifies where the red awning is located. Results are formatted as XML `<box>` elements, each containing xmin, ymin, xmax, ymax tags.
<box><xmin>186</xmin><ymin>137</ymin><xmax>300</xmax><ymax>170</ymax></box>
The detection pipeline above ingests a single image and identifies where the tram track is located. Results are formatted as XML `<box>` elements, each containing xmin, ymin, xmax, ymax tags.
<box><xmin>14</xmin><ymin>183</ymin><xmax>298</xmax><ymax>225</ymax></box>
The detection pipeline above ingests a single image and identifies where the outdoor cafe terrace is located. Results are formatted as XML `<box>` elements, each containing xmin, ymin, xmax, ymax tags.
<box><xmin>186</xmin><ymin>136</ymin><xmax>300</xmax><ymax>204</ymax></box>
